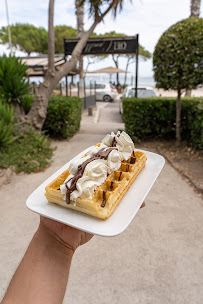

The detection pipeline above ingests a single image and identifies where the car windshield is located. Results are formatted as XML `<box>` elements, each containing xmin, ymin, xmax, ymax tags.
<box><xmin>128</xmin><ymin>88</ymin><xmax>156</xmax><ymax>98</ymax></box>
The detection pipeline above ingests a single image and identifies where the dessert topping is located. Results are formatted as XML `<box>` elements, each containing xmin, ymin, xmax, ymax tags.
<box><xmin>60</xmin><ymin>131</ymin><xmax>135</xmax><ymax>205</ymax></box>
<box><xmin>65</xmin><ymin>147</ymin><xmax>117</xmax><ymax>204</ymax></box>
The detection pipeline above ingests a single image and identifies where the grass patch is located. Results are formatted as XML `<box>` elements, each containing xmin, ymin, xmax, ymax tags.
<box><xmin>0</xmin><ymin>130</ymin><xmax>53</xmax><ymax>173</ymax></box>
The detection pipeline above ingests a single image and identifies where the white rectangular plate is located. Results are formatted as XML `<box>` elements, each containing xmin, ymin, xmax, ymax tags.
<box><xmin>26</xmin><ymin>148</ymin><xmax>165</xmax><ymax>237</ymax></box>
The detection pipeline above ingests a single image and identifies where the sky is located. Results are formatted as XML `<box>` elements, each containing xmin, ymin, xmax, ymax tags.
<box><xmin>0</xmin><ymin>0</ymin><xmax>203</xmax><ymax>81</ymax></box>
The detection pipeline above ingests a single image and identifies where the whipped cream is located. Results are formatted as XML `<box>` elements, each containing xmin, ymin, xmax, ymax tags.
<box><xmin>60</xmin><ymin>131</ymin><xmax>134</xmax><ymax>203</ymax></box>
<box><xmin>60</xmin><ymin>159</ymin><xmax>109</xmax><ymax>203</ymax></box>
<box><xmin>102</xmin><ymin>131</ymin><xmax>134</xmax><ymax>160</ymax></box>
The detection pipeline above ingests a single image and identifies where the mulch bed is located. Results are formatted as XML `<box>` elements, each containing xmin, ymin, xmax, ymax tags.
<box><xmin>136</xmin><ymin>140</ymin><xmax>203</xmax><ymax>198</ymax></box>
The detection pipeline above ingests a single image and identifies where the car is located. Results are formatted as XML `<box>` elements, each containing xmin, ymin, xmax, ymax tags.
<box><xmin>119</xmin><ymin>86</ymin><xmax>157</xmax><ymax>114</ymax></box>
<box><xmin>95</xmin><ymin>83</ymin><xmax>118</xmax><ymax>102</ymax></box>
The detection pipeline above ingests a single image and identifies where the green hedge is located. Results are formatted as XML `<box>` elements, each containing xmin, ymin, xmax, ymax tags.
<box><xmin>22</xmin><ymin>95</ymin><xmax>83</xmax><ymax>139</ymax></box>
<box><xmin>43</xmin><ymin>96</ymin><xmax>82</xmax><ymax>139</ymax></box>
<box><xmin>123</xmin><ymin>97</ymin><xmax>203</xmax><ymax>149</ymax></box>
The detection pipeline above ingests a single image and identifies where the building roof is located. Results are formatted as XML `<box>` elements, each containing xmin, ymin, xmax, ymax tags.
<box><xmin>20</xmin><ymin>55</ymin><xmax>79</xmax><ymax>77</ymax></box>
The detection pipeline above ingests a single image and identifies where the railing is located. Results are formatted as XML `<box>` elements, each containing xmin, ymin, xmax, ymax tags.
<box><xmin>30</xmin><ymin>80</ymin><xmax>97</xmax><ymax>110</ymax></box>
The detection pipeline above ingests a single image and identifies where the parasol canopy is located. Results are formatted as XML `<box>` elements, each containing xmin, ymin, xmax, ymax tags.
<box><xmin>84</xmin><ymin>66</ymin><xmax>130</xmax><ymax>74</ymax></box>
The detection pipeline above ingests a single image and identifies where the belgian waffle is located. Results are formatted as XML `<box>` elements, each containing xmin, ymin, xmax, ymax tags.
<box><xmin>45</xmin><ymin>150</ymin><xmax>147</xmax><ymax>220</ymax></box>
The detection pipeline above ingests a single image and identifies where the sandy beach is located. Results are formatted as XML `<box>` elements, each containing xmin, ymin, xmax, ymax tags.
<box><xmin>154</xmin><ymin>87</ymin><xmax>203</xmax><ymax>97</ymax></box>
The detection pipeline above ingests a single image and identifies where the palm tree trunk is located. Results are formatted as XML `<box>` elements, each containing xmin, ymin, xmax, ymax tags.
<box><xmin>186</xmin><ymin>0</ymin><xmax>201</xmax><ymax>96</ymax></box>
<box><xmin>176</xmin><ymin>89</ymin><xmax>181</xmax><ymax>146</ymax></box>
<box><xmin>190</xmin><ymin>0</ymin><xmax>201</xmax><ymax>16</ymax></box>
<box><xmin>76</xmin><ymin>0</ymin><xmax>84</xmax><ymax>79</ymax></box>
<box><xmin>48</xmin><ymin>0</ymin><xmax>55</xmax><ymax>71</ymax></box>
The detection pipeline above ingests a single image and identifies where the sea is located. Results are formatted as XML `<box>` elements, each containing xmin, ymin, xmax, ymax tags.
<box><xmin>29</xmin><ymin>75</ymin><xmax>156</xmax><ymax>88</ymax></box>
<box><xmin>83</xmin><ymin>75</ymin><xmax>156</xmax><ymax>87</ymax></box>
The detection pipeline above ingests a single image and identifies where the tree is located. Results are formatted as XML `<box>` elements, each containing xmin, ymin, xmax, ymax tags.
<box><xmin>0</xmin><ymin>24</ymin><xmax>48</xmax><ymax>55</ymax></box>
<box><xmin>190</xmin><ymin>0</ymin><xmax>201</xmax><ymax>16</ymax></box>
<box><xmin>153</xmin><ymin>17</ymin><xmax>203</xmax><ymax>145</ymax></box>
<box><xmin>85</xmin><ymin>55</ymin><xmax>107</xmax><ymax>71</ymax></box>
<box><xmin>0</xmin><ymin>24</ymin><xmax>78</xmax><ymax>55</ymax></box>
<box><xmin>25</xmin><ymin>0</ymin><xmax>126</xmax><ymax>131</ymax></box>
<box><xmin>55</xmin><ymin>26</ymin><xmax>77</xmax><ymax>53</ymax></box>
<box><xmin>96</xmin><ymin>31</ymin><xmax>151</xmax><ymax>83</ymax></box>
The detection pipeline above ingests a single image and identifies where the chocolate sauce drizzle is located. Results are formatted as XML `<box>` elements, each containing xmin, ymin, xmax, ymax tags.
<box><xmin>109</xmin><ymin>180</ymin><xmax>114</xmax><ymax>191</ymax></box>
<box><xmin>111</xmin><ymin>136</ymin><xmax>117</xmax><ymax>147</ymax></box>
<box><xmin>101</xmin><ymin>190</ymin><xmax>107</xmax><ymax>208</ymax></box>
<box><xmin>118</xmin><ymin>171</ymin><xmax>122</xmax><ymax>181</ymax></box>
<box><xmin>130</xmin><ymin>156</ymin><xmax>137</xmax><ymax>164</ymax></box>
<box><xmin>65</xmin><ymin>147</ymin><xmax>117</xmax><ymax>204</ymax></box>
<box><xmin>129</xmin><ymin>150</ymin><xmax>136</xmax><ymax>164</ymax></box>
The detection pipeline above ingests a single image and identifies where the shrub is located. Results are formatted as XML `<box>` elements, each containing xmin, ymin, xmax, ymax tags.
<box><xmin>0</xmin><ymin>129</ymin><xmax>53</xmax><ymax>173</ymax></box>
<box><xmin>0</xmin><ymin>55</ymin><xmax>29</xmax><ymax>105</ymax></box>
<box><xmin>123</xmin><ymin>97</ymin><xmax>203</xmax><ymax>149</ymax></box>
<box><xmin>43</xmin><ymin>96</ymin><xmax>82</xmax><ymax>139</ymax></box>
<box><xmin>21</xmin><ymin>95</ymin><xmax>83</xmax><ymax>139</ymax></box>
<box><xmin>0</xmin><ymin>100</ymin><xmax>18</xmax><ymax>147</ymax></box>
<box><xmin>186</xmin><ymin>101</ymin><xmax>203</xmax><ymax>149</ymax></box>
<box><xmin>21</xmin><ymin>95</ymin><xmax>83</xmax><ymax>138</ymax></box>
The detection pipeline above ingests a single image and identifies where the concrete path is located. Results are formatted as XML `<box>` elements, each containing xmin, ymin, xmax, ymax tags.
<box><xmin>0</xmin><ymin>99</ymin><xmax>202</xmax><ymax>304</ymax></box>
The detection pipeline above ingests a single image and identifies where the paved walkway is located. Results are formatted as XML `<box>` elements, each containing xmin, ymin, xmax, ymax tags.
<box><xmin>0</xmin><ymin>99</ymin><xmax>202</xmax><ymax>304</ymax></box>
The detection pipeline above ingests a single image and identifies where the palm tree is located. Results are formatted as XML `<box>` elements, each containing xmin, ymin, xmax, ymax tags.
<box><xmin>190</xmin><ymin>0</ymin><xmax>201</xmax><ymax>16</ymax></box>
<box><xmin>26</xmin><ymin>0</ymin><xmax>126</xmax><ymax>131</ymax></box>
<box><xmin>75</xmin><ymin>0</ymin><xmax>84</xmax><ymax>79</ymax></box>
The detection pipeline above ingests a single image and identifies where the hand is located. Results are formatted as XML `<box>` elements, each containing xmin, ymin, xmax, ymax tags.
<box><xmin>39</xmin><ymin>201</ymin><xmax>145</xmax><ymax>252</ymax></box>
<box><xmin>39</xmin><ymin>216</ymin><xmax>93</xmax><ymax>253</ymax></box>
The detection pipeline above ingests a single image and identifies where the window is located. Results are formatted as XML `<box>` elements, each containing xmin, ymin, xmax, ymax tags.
<box><xmin>96</xmin><ymin>84</ymin><xmax>105</xmax><ymax>89</ymax></box>
<box><xmin>128</xmin><ymin>88</ymin><xmax>156</xmax><ymax>98</ymax></box>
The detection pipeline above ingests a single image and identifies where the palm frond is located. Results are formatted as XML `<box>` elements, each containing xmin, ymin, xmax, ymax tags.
<box><xmin>82</xmin><ymin>0</ymin><xmax>128</xmax><ymax>19</ymax></box>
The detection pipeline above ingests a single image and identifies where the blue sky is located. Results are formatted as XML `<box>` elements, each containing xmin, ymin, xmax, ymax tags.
<box><xmin>0</xmin><ymin>0</ymin><xmax>202</xmax><ymax>79</ymax></box>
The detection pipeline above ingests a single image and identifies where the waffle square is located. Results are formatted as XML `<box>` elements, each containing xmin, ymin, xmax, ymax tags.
<box><xmin>45</xmin><ymin>150</ymin><xmax>147</xmax><ymax>220</ymax></box>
